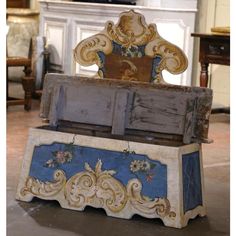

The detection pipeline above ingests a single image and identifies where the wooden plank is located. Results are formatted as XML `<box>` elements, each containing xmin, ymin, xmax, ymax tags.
<box><xmin>111</xmin><ymin>90</ymin><xmax>129</xmax><ymax>135</ymax></box>
<box><xmin>7</xmin><ymin>99</ymin><xmax>25</xmax><ymax>106</ymax></box>
<box><xmin>57</xmin><ymin>84</ymin><xmax>116</xmax><ymax>127</ymax></box>
<box><xmin>56</xmin><ymin>121</ymin><xmax>183</xmax><ymax>143</ymax></box>
<box><xmin>40</xmin><ymin>74</ymin><xmax>213</xmax><ymax>121</ymax></box>
<box><xmin>193</xmin><ymin>96</ymin><xmax>212</xmax><ymax>141</ymax></box>
<box><xmin>38</xmin><ymin>125</ymin><xmax>184</xmax><ymax>147</ymax></box>
<box><xmin>127</xmin><ymin>90</ymin><xmax>186</xmax><ymax>135</ymax></box>
<box><xmin>48</xmin><ymin>85</ymin><xmax>65</xmax><ymax>126</ymax></box>
<box><xmin>125</xmin><ymin>129</ymin><xmax>183</xmax><ymax>142</ymax></box>
<box><xmin>183</xmin><ymin>99</ymin><xmax>196</xmax><ymax>144</ymax></box>
<box><xmin>58</xmin><ymin>120</ymin><xmax>111</xmax><ymax>132</ymax></box>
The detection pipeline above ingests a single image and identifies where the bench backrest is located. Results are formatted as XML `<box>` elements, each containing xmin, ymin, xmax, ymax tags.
<box><xmin>73</xmin><ymin>10</ymin><xmax>188</xmax><ymax>84</ymax></box>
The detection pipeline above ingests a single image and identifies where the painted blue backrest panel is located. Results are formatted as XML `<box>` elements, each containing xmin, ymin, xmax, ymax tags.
<box><xmin>182</xmin><ymin>151</ymin><xmax>202</xmax><ymax>213</ymax></box>
<box><xmin>151</xmin><ymin>56</ymin><xmax>162</xmax><ymax>82</ymax></box>
<box><xmin>97</xmin><ymin>41</ymin><xmax>162</xmax><ymax>81</ymax></box>
<box><xmin>29</xmin><ymin>143</ymin><xmax>167</xmax><ymax>199</ymax></box>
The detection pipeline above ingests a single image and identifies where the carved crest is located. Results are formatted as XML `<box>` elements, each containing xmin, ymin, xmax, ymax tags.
<box><xmin>74</xmin><ymin>10</ymin><xmax>188</xmax><ymax>84</ymax></box>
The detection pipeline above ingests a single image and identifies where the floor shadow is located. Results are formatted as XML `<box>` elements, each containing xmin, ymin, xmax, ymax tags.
<box><xmin>17</xmin><ymin>197</ymin><xmax>213</xmax><ymax>236</ymax></box>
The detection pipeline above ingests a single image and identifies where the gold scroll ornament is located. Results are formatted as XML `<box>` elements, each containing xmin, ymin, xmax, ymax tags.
<box><xmin>21</xmin><ymin>160</ymin><xmax>176</xmax><ymax>220</ymax></box>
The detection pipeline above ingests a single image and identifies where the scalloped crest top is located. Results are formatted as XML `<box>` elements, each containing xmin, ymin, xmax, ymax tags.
<box><xmin>74</xmin><ymin>10</ymin><xmax>188</xmax><ymax>84</ymax></box>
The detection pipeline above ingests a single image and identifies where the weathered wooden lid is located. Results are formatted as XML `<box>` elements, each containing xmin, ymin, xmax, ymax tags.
<box><xmin>40</xmin><ymin>73</ymin><xmax>212</xmax><ymax>145</ymax></box>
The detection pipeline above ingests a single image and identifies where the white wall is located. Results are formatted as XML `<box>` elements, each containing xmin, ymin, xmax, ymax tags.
<box><xmin>192</xmin><ymin>0</ymin><xmax>230</xmax><ymax>107</ymax></box>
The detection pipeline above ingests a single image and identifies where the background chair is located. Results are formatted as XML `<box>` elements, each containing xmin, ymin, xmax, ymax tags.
<box><xmin>7</xmin><ymin>21</ymin><xmax>47</xmax><ymax>110</ymax></box>
<box><xmin>7</xmin><ymin>42</ymin><xmax>34</xmax><ymax>111</ymax></box>
<box><xmin>6</xmin><ymin>20</ymin><xmax>38</xmax><ymax>111</ymax></box>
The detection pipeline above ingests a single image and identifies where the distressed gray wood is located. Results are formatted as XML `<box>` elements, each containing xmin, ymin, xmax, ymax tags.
<box><xmin>127</xmin><ymin>90</ymin><xmax>187</xmax><ymax>135</ymax></box>
<box><xmin>54</xmin><ymin>120</ymin><xmax>183</xmax><ymax>143</ymax></box>
<box><xmin>40</xmin><ymin>73</ymin><xmax>213</xmax><ymax>144</ymax></box>
<box><xmin>59</xmin><ymin>84</ymin><xmax>116</xmax><ymax>127</ymax></box>
<box><xmin>193</xmin><ymin>96</ymin><xmax>212</xmax><ymax>141</ymax></box>
<box><xmin>39</xmin><ymin>125</ymin><xmax>184</xmax><ymax>147</ymax></box>
<box><xmin>48</xmin><ymin>85</ymin><xmax>64</xmax><ymax>126</ymax></box>
<box><xmin>183</xmin><ymin>99</ymin><xmax>196</xmax><ymax>144</ymax></box>
<box><xmin>111</xmin><ymin>90</ymin><xmax>129</xmax><ymax>135</ymax></box>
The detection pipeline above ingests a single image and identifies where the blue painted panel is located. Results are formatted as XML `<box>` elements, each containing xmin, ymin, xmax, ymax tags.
<box><xmin>182</xmin><ymin>151</ymin><xmax>203</xmax><ymax>213</ymax></box>
<box><xmin>29</xmin><ymin>143</ymin><xmax>167</xmax><ymax>199</ymax></box>
<box><xmin>151</xmin><ymin>56</ymin><xmax>162</xmax><ymax>82</ymax></box>
<box><xmin>97</xmin><ymin>51</ymin><xmax>106</xmax><ymax>75</ymax></box>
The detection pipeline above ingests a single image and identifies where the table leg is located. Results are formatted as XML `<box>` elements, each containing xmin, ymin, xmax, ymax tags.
<box><xmin>200</xmin><ymin>62</ymin><xmax>209</xmax><ymax>87</ymax></box>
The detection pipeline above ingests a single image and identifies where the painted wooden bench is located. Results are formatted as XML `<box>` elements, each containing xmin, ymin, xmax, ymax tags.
<box><xmin>16</xmin><ymin>10</ymin><xmax>213</xmax><ymax>228</ymax></box>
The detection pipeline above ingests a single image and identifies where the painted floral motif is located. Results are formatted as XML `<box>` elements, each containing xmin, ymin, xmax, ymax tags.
<box><xmin>121</xmin><ymin>45</ymin><xmax>143</xmax><ymax>58</ymax></box>
<box><xmin>130</xmin><ymin>160</ymin><xmax>156</xmax><ymax>182</ymax></box>
<box><xmin>130</xmin><ymin>160</ymin><xmax>141</xmax><ymax>172</ymax></box>
<box><xmin>123</xmin><ymin>148</ymin><xmax>136</xmax><ymax>154</ymax></box>
<box><xmin>44</xmin><ymin>144</ymin><xmax>74</xmax><ymax>168</ymax></box>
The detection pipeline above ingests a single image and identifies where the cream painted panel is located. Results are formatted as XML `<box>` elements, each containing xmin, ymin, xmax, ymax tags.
<box><xmin>213</xmin><ymin>93</ymin><xmax>230</xmax><ymax>107</ymax></box>
<box><xmin>140</xmin><ymin>0</ymin><xmax>198</xmax><ymax>8</ymax></box>
<box><xmin>192</xmin><ymin>0</ymin><xmax>230</xmax><ymax>107</ymax></box>
<box><xmin>211</xmin><ymin>66</ymin><xmax>230</xmax><ymax>93</ymax></box>
<box><xmin>44</xmin><ymin>20</ymin><xmax>67</xmax><ymax>72</ymax></box>
<box><xmin>145</xmin><ymin>0</ymin><xmax>161</xmax><ymax>7</ymax></box>
<box><xmin>16</xmin><ymin>127</ymin><xmax>205</xmax><ymax>228</ymax></box>
<box><xmin>30</xmin><ymin>0</ymin><xmax>40</xmax><ymax>10</ymax></box>
<box><xmin>212</xmin><ymin>0</ymin><xmax>230</xmax><ymax>107</ymax></box>
<box><xmin>216</xmin><ymin>0</ymin><xmax>230</xmax><ymax>7</ymax></box>
<box><xmin>211</xmin><ymin>65</ymin><xmax>230</xmax><ymax>107</ymax></box>
<box><xmin>155</xmin><ymin>20</ymin><xmax>187</xmax><ymax>85</ymax></box>
<box><xmin>74</xmin><ymin>25</ymin><xmax>104</xmax><ymax>76</ymax></box>
<box><xmin>215</xmin><ymin>7</ymin><xmax>230</xmax><ymax>26</ymax></box>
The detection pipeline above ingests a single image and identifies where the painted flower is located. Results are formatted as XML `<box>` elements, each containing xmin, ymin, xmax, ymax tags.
<box><xmin>63</xmin><ymin>151</ymin><xmax>73</xmax><ymax>162</ymax></box>
<box><xmin>44</xmin><ymin>159</ymin><xmax>57</xmax><ymax>168</ymax></box>
<box><xmin>140</xmin><ymin>160</ymin><xmax>151</xmax><ymax>171</ymax></box>
<box><xmin>55</xmin><ymin>151</ymin><xmax>66</xmax><ymax>164</ymax></box>
<box><xmin>44</xmin><ymin>148</ymin><xmax>74</xmax><ymax>168</ymax></box>
<box><xmin>130</xmin><ymin>160</ymin><xmax>141</xmax><ymax>172</ymax></box>
<box><xmin>121</xmin><ymin>46</ymin><xmax>142</xmax><ymax>58</ymax></box>
<box><xmin>53</xmin><ymin>150</ymin><xmax>73</xmax><ymax>164</ymax></box>
<box><xmin>146</xmin><ymin>173</ymin><xmax>155</xmax><ymax>182</ymax></box>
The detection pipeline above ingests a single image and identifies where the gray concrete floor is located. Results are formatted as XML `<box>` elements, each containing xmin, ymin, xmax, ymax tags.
<box><xmin>7</xmin><ymin>91</ymin><xmax>230</xmax><ymax>236</ymax></box>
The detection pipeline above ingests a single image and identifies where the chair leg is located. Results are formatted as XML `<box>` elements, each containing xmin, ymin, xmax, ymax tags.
<box><xmin>22</xmin><ymin>76</ymin><xmax>35</xmax><ymax>111</ymax></box>
<box><xmin>6</xmin><ymin>65</ymin><xmax>9</xmax><ymax>100</ymax></box>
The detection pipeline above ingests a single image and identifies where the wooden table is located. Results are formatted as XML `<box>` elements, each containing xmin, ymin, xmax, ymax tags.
<box><xmin>191</xmin><ymin>33</ymin><xmax>230</xmax><ymax>88</ymax></box>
